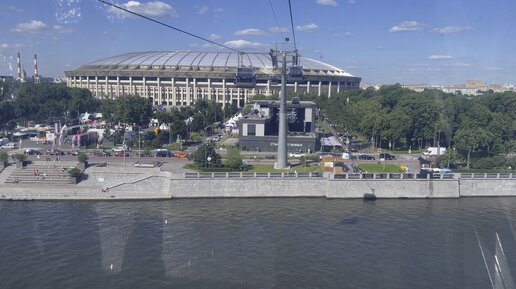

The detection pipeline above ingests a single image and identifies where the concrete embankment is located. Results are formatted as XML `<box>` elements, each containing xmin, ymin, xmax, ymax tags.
<box><xmin>169</xmin><ymin>176</ymin><xmax>459</xmax><ymax>198</ymax></box>
<box><xmin>0</xmin><ymin>168</ymin><xmax>515</xmax><ymax>200</ymax></box>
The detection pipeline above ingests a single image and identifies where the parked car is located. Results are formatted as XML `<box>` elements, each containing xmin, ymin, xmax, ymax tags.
<box><xmin>289</xmin><ymin>152</ymin><xmax>306</xmax><ymax>158</ymax></box>
<box><xmin>0</xmin><ymin>142</ymin><xmax>16</xmax><ymax>149</ymax></box>
<box><xmin>46</xmin><ymin>149</ymin><xmax>64</xmax><ymax>155</ymax></box>
<box><xmin>94</xmin><ymin>150</ymin><xmax>111</xmax><ymax>157</ymax></box>
<box><xmin>114</xmin><ymin>151</ymin><xmax>129</xmax><ymax>157</ymax></box>
<box><xmin>358</xmin><ymin>155</ymin><xmax>375</xmax><ymax>160</ymax></box>
<box><xmin>174</xmin><ymin>152</ymin><xmax>188</xmax><ymax>159</ymax></box>
<box><xmin>24</xmin><ymin>149</ymin><xmax>42</xmax><ymax>155</ymax></box>
<box><xmin>379</xmin><ymin>153</ymin><xmax>395</xmax><ymax>161</ymax></box>
<box><xmin>155</xmin><ymin>149</ymin><xmax>172</xmax><ymax>157</ymax></box>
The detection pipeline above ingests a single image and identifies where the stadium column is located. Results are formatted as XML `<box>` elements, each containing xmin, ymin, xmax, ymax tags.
<box><xmin>142</xmin><ymin>77</ymin><xmax>146</xmax><ymax>99</ymax></box>
<box><xmin>116</xmin><ymin>76</ymin><xmax>121</xmax><ymax>98</ymax></box>
<box><xmin>306</xmin><ymin>81</ymin><xmax>310</xmax><ymax>93</ymax></box>
<box><xmin>208</xmin><ymin>78</ymin><xmax>212</xmax><ymax>101</ymax></box>
<box><xmin>193</xmin><ymin>78</ymin><xmax>197</xmax><ymax>104</ymax></box>
<box><xmin>157</xmin><ymin>77</ymin><xmax>161</xmax><ymax>105</ymax></box>
<box><xmin>171</xmin><ymin>78</ymin><xmax>176</xmax><ymax>106</ymax></box>
<box><xmin>318</xmin><ymin>81</ymin><xmax>322</xmax><ymax>97</ymax></box>
<box><xmin>328</xmin><ymin>81</ymin><xmax>332</xmax><ymax>98</ymax></box>
<box><xmin>95</xmin><ymin>76</ymin><xmax>99</xmax><ymax>98</ymax></box>
<box><xmin>104</xmin><ymin>76</ymin><xmax>109</xmax><ymax>99</ymax></box>
<box><xmin>337</xmin><ymin>82</ymin><xmax>340</xmax><ymax>93</ymax></box>
<box><xmin>186</xmin><ymin>78</ymin><xmax>191</xmax><ymax>106</ymax></box>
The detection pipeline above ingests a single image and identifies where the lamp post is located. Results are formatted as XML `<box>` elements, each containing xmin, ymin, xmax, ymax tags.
<box><xmin>138</xmin><ymin>126</ymin><xmax>141</xmax><ymax>158</ymax></box>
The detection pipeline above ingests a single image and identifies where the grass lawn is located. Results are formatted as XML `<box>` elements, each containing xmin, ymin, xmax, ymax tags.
<box><xmin>184</xmin><ymin>163</ymin><xmax>321</xmax><ymax>173</ymax></box>
<box><xmin>248</xmin><ymin>163</ymin><xmax>320</xmax><ymax>173</ymax></box>
<box><xmin>358</xmin><ymin>163</ymin><xmax>404</xmax><ymax>173</ymax></box>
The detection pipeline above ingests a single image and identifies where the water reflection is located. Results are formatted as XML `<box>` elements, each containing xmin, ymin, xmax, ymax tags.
<box><xmin>0</xmin><ymin>198</ymin><xmax>515</xmax><ymax>288</ymax></box>
<box><xmin>93</xmin><ymin>203</ymin><xmax>135</xmax><ymax>273</ymax></box>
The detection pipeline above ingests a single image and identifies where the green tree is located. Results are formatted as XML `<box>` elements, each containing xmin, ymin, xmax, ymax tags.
<box><xmin>224</xmin><ymin>148</ymin><xmax>244</xmax><ymax>170</ymax></box>
<box><xmin>190</xmin><ymin>144</ymin><xmax>222</xmax><ymax>168</ymax></box>
<box><xmin>454</xmin><ymin>128</ymin><xmax>496</xmax><ymax>169</ymax></box>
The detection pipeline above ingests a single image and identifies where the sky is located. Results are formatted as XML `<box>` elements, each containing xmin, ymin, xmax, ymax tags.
<box><xmin>1</xmin><ymin>0</ymin><xmax>516</xmax><ymax>85</ymax></box>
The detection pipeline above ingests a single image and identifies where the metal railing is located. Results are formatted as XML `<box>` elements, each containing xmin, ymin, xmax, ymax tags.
<box><xmin>184</xmin><ymin>172</ymin><xmax>323</xmax><ymax>179</ymax></box>
<box><xmin>183</xmin><ymin>172</ymin><xmax>515</xmax><ymax>180</ymax></box>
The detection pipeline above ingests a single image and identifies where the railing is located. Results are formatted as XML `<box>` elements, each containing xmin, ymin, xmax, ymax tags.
<box><xmin>184</xmin><ymin>172</ymin><xmax>323</xmax><ymax>179</ymax></box>
<box><xmin>183</xmin><ymin>172</ymin><xmax>515</xmax><ymax>180</ymax></box>
<box><xmin>459</xmin><ymin>173</ymin><xmax>515</xmax><ymax>179</ymax></box>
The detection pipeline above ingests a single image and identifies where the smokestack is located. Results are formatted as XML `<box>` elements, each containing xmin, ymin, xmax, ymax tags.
<box><xmin>33</xmin><ymin>54</ymin><xmax>39</xmax><ymax>82</ymax></box>
<box><xmin>17</xmin><ymin>52</ymin><xmax>21</xmax><ymax>80</ymax></box>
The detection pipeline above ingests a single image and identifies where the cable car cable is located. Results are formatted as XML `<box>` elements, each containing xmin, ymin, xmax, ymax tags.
<box><xmin>97</xmin><ymin>0</ymin><xmax>244</xmax><ymax>54</ymax></box>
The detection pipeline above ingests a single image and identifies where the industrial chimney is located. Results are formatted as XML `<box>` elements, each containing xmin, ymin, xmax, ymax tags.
<box><xmin>34</xmin><ymin>54</ymin><xmax>39</xmax><ymax>82</ymax></box>
<box><xmin>17</xmin><ymin>52</ymin><xmax>22</xmax><ymax>81</ymax></box>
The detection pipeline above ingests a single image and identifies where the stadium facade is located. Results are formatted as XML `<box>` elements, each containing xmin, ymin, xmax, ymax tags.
<box><xmin>65</xmin><ymin>51</ymin><xmax>361</xmax><ymax>107</ymax></box>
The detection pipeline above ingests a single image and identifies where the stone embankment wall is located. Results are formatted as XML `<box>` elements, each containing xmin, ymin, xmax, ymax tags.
<box><xmin>0</xmin><ymin>169</ymin><xmax>515</xmax><ymax>200</ymax></box>
<box><xmin>169</xmin><ymin>176</ymin><xmax>460</xmax><ymax>198</ymax></box>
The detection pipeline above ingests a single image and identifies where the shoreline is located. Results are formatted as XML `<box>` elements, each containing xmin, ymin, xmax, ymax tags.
<box><xmin>1</xmin><ymin>166</ymin><xmax>515</xmax><ymax>201</ymax></box>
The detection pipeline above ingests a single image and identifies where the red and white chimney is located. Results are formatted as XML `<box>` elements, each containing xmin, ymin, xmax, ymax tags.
<box><xmin>17</xmin><ymin>52</ymin><xmax>22</xmax><ymax>80</ymax></box>
<box><xmin>34</xmin><ymin>54</ymin><xmax>39</xmax><ymax>82</ymax></box>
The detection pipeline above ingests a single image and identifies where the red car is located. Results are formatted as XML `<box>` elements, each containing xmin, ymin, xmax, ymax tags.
<box><xmin>114</xmin><ymin>151</ymin><xmax>129</xmax><ymax>157</ymax></box>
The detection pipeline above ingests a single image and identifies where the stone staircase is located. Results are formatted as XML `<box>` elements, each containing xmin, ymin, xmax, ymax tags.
<box><xmin>5</xmin><ymin>161</ymin><xmax>78</xmax><ymax>185</ymax></box>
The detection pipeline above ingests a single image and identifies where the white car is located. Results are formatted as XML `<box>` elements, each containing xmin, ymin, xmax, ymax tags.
<box><xmin>289</xmin><ymin>152</ymin><xmax>306</xmax><ymax>158</ymax></box>
<box><xmin>0</xmin><ymin>143</ymin><xmax>16</xmax><ymax>149</ymax></box>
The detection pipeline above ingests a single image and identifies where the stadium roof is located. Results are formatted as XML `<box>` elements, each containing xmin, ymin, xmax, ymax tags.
<box><xmin>78</xmin><ymin>51</ymin><xmax>354</xmax><ymax>77</ymax></box>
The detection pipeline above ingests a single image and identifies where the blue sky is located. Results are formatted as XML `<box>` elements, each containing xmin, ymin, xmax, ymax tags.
<box><xmin>1</xmin><ymin>0</ymin><xmax>515</xmax><ymax>85</ymax></box>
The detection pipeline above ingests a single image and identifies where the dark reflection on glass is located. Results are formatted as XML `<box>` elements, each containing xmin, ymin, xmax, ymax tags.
<box><xmin>0</xmin><ymin>198</ymin><xmax>515</xmax><ymax>288</ymax></box>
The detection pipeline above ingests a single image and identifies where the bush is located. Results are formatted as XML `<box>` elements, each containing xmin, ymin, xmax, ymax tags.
<box><xmin>142</xmin><ymin>148</ymin><xmax>153</xmax><ymax>157</ymax></box>
<box><xmin>470</xmin><ymin>156</ymin><xmax>507</xmax><ymax>170</ymax></box>
<box><xmin>12</xmin><ymin>154</ymin><xmax>27</xmax><ymax>162</ymax></box>
<box><xmin>0</xmin><ymin>151</ymin><xmax>8</xmax><ymax>163</ymax></box>
<box><xmin>78</xmin><ymin>152</ymin><xmax>89</xmax><ymax>163</ymax></box>
<box><xmin>68</xmin><ymin>167</ymin><xmax>82</xmax><ymax>178</ymax></box>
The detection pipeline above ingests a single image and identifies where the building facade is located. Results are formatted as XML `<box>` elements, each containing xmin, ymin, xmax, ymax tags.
<box><xmin>239</xmin><ymin>100</ymin><xmax>318</xmax><ymax>152</ymax></box>
<box><xmin>65</xmin><ymin>51</ymin><xmax>361</xmax><ymax>108</ymax></box>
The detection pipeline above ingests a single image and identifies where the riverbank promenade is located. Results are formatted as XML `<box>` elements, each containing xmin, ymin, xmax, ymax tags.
<box><xmin>0</xmin><ymin>160</ymin><xmax>515</xmax><ymax>200</ymax></box>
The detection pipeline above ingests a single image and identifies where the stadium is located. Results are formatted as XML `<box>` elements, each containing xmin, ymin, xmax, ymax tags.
<box><xmin>65</xmin><ymin>51</ymin><xmax>361</xmax><ymax>107</ymax></box>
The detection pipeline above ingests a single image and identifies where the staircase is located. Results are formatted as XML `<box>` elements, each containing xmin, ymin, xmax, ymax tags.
<box><xmin>5</xmin><ymin>162</ymin><xmax>78</xmax><ymax>185</ymax></box>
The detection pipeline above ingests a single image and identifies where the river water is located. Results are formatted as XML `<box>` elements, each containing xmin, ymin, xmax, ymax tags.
<box><xmin>0</xmin><ymin>197</ymin><xmax>515</xmax><ymax>289</ymax></box>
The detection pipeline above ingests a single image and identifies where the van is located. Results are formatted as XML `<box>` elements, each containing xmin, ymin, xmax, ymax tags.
<box><xmin>0</xmin><ymin>142</ymin><xmax>15</xmax><ymax>149</ymax></box>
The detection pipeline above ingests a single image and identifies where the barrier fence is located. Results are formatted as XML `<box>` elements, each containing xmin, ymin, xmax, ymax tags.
<box><xmin>183</xmin><ymin>172</ymin><xmax>515</xmax><ymax>180</ymax></box>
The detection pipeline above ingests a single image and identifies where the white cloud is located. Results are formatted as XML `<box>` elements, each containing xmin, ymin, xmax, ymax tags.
<box><xmin>269</xmin><ymin>26</ymin><xmax>289</xmax><ymax>33</ymax></box>
<box><xmin>234</xmin><ymin>28</ymin><xmax>267</xmax><ymax>36</ymax></box>
<box><xmin>12</xmin><ymin>20</ymin><xmax>48</xmax><ymax>34</ymax></box>
<box><xmin>452</xmin><ymin>62</ymin><xmax>472</xmax><ymax>67</ymax></box>
<box><xmin>214</xmin><ymin>8</ymin><xmax>224</xmax><ymax>13</ymax></box>
<box><xmin>8</xmin><ymin>6</ymin><xmax>23</xmax><ymax>13</ymax></box>
<box><xmin>0</xmin><ymin>43</ymin><xmax>26</xmax><ymax>49</ymax></box>
<box><xmin>431</xmin><ymin>26</ymin><xmax>471</xmax><ymax>34</ymax></box>
<box><xmin>344</xmin><ymin>31</ymin><xmax>352</xmax><ymax>36</ymax></box>
<box><xmin>296</xmin><ymin>23</ymin><xmax>319</xmax><ymax>32</ymax></box>
<box><xmin>316</xmin><ymin>0</ymin><xmax>338</xmax><ymax>6</ymax></box>
<box><xmin>389</xmin><ymin>21</ymin><xmax>423</xmax><ymax>32</ymax></box>
<box><xmin>197</xmin><ymin>5</ymin><xmax>209</xmax><ymax>15</ymax></box>
<box><xmin>190</xmin><ymin>43</ymin><xmax>213</xmax><ymax>48</ymax></box>
<box><xmin>224</xmin><ymin>39</ymin><xmax>265</xmax><ymax>48</ymax></box>
<box><xmin>53</xmin><ymin>25</ymin><xmax>72</xmax><ymax>35</ymax></box>
<box><xmin>486</xmin><ymin>66</ymin><xmax>502</xmax><ymax>71</ymax></box>
<box><xmin>348</xmin><ymin>0</ymin><xmax>356</xmax><ymax>3</ymax></box>
<box><xmin>12</xmin><ymin>20</ymin><xmax>72</xmax><ymax>35</ymax></box>
<box><xmin>428</xmin><ymin>55</ymin><xmax>453</xmax><ymax>60</ymax></box>
<box><xmin>108</xmin><ymin>1</ymin><xmax>176</xmax><ymax>18</ymax></box>
<box><xmin>208</xmin><ymin>33</ymin><xmax>222</xmax><ymax>40</ymax></box>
